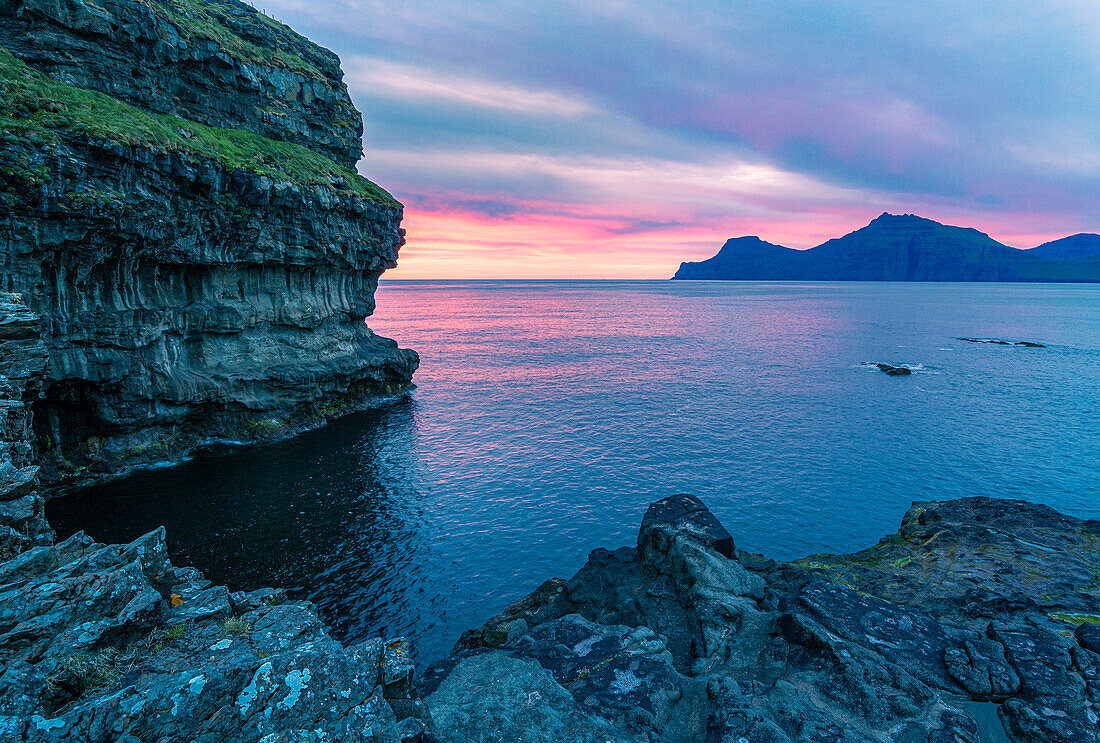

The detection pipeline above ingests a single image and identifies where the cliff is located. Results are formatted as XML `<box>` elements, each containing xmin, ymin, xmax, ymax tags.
<box><xmin>0</xmin><ymin>2</ymin><xmax>418</xmax><ymax>485</ymax></box>
<box><xmin>0</xmin><ymin>293</ymin><xmax>52</xmax><ymax>558</ymax></box>
<box><xmin>674</xmin><ymin>213</ymin><xmax>1100</xmax><ymax>282</ymax></box>
<box><xmin>0</xmin><ymin>0</ymin><xmax>364</xmax><ymax>167</ymax></box>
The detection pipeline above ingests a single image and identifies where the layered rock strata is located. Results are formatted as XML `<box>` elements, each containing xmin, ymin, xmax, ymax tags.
<box><xmin>0</xmin><ymin>1</ymin><xmax>417</xmax><ymax>484</ymax></box>
<box><xmin>426</xmin><ymin>495</ymin><xmax>1100</xmax><ymax>743</ymax></box>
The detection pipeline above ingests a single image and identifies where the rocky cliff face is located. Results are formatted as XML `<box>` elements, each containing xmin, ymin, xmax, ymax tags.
<box><xmin>0</xmin><ymin>293</ymin><xmax>52</xmax><ymax>558</ymax></box>
<box><xmin>1</xmin><ymin>0</ymin><xmax>364</xmax><ymax>167</ymax></box>
<box><xmin>0</xmin><ymin>2</ymin><xmax>417</xmax><ymax>484</ymax></box>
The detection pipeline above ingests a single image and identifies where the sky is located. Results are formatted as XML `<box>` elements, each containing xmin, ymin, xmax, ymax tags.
<box><xmin>252</xmin><ymin>0</ymin><xmax>1100</xmax><ymax>278</ymax></box>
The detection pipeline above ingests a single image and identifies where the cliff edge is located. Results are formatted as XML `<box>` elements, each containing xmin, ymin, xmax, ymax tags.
<box><xmin>0</xmin><ymin>0</ymin><xmax>418</xmax><ymax>485</ymax></box>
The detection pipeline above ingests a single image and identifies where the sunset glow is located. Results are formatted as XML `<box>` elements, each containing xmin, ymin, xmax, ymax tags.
<box><xmin>252</xmin><ymin>0</ymin><xmax>1100</xmax><ymax>279</ymax></box>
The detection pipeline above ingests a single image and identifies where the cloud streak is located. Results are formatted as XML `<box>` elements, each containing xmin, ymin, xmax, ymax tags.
<box><xmin>253</xmin><ymin>0</ymin><xmax>1100</xmax><ymax>277</ymax></box>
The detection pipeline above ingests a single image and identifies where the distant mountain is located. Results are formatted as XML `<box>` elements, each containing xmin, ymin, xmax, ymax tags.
<box><xmin>673</xmin><ymin>214</ymin><xmax>1100</xmax><ymax>282</ymax></box>
<box><xmin>1028</xmin><ymin>233</ymin><xmax>1100</xmax><ymax>261</ymax></box>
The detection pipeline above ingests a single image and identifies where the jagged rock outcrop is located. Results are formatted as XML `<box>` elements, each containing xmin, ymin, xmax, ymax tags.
<box><xmin>0</xmin><ymin>527</ymin><xmax>435</xmax><ymax>742</ymax></box>
<box><xmin>674</xmin><ymin>213</ymin><xmax>1100</xmax><ymax>282</ymax></box>
<box><xmin>0</xmin><ymin>293</ymin><xmax>52</xmax><ymax>558</ymax></box>
<box><xmin>428</xmin><ymin>495</ymin><xmax>1100</xmax><ymax>743</ymax></box>
<box><xmin>0</xmin><ymin>0</ymin><xmax>364</xmax><ymax>167</ymax></box>
<box><xmin>0</xmin><ymin>1</ymin><xmax>417</xmax><ymax>484</ymax></box>
<box><xmin>0</xmin><ymin>293</ymin><xmax>430</xmax><ymax>741</ymax></box>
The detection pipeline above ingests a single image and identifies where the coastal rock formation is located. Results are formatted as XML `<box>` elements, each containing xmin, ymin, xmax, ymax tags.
<box><xmin>0</xmin><ymin>293</ymin><xmax>52</xmax><ymax>558</ymax></box>
<box><xmin>427</xmin><ymin>494</ymin><xmax>1100</xmax><ymax>743</ymax></box>
<box><xmin>0</xmin><ymin>1</ymin><xmax>417</xmax><ymax>484</ymax></box>
<box><xmin>0</xmin><ymin>277</ymin><xmax>428</xmax><ymax>742</ymax></box>
<box><xmin>0</xmin><ymin>527</ymin><xmax>434</xmax><ymax>742</ymax></box>
<box><xmin>674</xmin><ymin>213</ymin><xmax>1100</xmax><ymax>282</ymax></box>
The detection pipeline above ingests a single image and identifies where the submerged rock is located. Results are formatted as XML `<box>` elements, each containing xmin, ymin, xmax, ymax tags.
<box><xmin>959</xmin><ymin>338</ymin><xmax>1046</xmax><ymax>348</ymax></box>
<box><xmin>876</xmin><ymin>363</ymin><xmax>913</xmax><ymax>375</ymax></box>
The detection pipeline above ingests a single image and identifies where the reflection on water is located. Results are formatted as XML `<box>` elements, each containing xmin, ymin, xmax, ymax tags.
<box><xmin>48</xmin><ymin>280</ymin><xmax>1100</xmax><ymax>667</ymax></box>
<box><xmin>49</xmin><ymin>402</ymin><xmax>452</xmax><ymax>651</ymax></box>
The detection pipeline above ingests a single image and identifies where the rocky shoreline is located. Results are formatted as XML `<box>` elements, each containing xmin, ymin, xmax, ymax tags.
<box><xmin>3</xmin><ymin>479</ymin><xmax>1098</xmax><ymax>741</ymax></box>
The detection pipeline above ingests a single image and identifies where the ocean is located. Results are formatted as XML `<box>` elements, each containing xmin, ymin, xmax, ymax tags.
<box><xmin>48</xmin><ymin>280</ymin><xmax>1100</xmax><ymax>667</ymax></box>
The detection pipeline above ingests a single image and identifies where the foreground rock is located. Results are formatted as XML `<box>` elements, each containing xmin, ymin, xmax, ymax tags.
<box><xmin>428</xmin><ymin>495</ymin><xmax>1100</xmax><ymax>743</ymax></box>
<box><xmin>0</xmin><ymin>528</ymin><xmax>433</xmax><ymax>742</ymax></box>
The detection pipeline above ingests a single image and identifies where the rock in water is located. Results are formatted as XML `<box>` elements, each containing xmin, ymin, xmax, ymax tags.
<box><xmin>429</xmin><ymin>495</ymin><xmax>1100</xmax><ymax>743</ymax></box>
<box><xmin>876</xmin><ymin>363</ymin><xmax>913</xmax><ymax>375</ymax></box>
<box><xmin>0</xmin><ymin>1</ymin><xmax>418</xmax><ymax>485</ymax></box>
<box><xmin>959</xmin><ymin>337</ymin><xmax>1046</xmax><ymax>348</ymax></box>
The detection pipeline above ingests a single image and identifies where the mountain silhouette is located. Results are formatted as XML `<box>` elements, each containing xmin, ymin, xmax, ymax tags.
<box><xmin>674</xmin><ymin>214</ymin><xmax>1100</xmax><ymax>282</ymax></box>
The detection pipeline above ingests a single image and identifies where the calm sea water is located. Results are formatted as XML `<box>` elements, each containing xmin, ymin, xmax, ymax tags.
<box><xmin>48</xmin><ymin>281</ymin><xmax>1100</xmax><ymax>667</ymax></box>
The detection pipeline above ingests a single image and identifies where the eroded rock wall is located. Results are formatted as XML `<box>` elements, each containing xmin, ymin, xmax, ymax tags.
<box><xmin>0</xmin><ymin>1</ymin><xmax>417</xmax><ymax>484</ymax></box>
<box><xmin>0</xmin><ymin>292</ymin><xmax>52</xmax><ymax>558</ymax></box>
<box><xmin>1</xmin><ymin>133</ymin><xmax>418</xmax><ymax>484</ymax></box>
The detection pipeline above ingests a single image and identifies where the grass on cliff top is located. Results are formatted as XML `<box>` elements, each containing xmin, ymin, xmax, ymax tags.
<box><xmin>0</xmin><ymin>48</ymin><xmax>398</xmax><ymax>207</ymax></box>
<box><xmin>140</xmin><ymin>0</ymin><xmax>323</xmax><ymax>79</ymax></box>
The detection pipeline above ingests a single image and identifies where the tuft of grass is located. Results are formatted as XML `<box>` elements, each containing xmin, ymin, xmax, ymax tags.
<box><xmin>222</xmin><ymin>617</ymin><xmax>251</xmax><ymax>636</ymax></box>
<box><xmin>63</xmin><ymin>651</ymin><xmax>124</xmax><ymax>692</ymax></box>
<box><xmin>164</xmin><ymin>623</ymin><xmax>187</xmax><ymax>641</ymax></box>
<box><xmin>0</xmin><ymin>48</ymin><xmax>398</xmax><ymax>207</ymax></box>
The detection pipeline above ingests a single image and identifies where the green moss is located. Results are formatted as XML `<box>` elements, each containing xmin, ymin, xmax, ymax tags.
<box><xmin>1049</xmin><ymin>612</ymin><xmax>1100</xmax><ymax>626</ymax></box>
<box><xmin>140</xmin><ymin>0</ymin><xmax>323</xmax><ymax>79</ymax></box>
<box><xmin>245</xmin><ymin>418</ymin><xmax>285</xmax><ymax>437</ymax></box>
<box><xmin>0</xmin><ymin>48</ymin><xmax>398</xmax><ymax>207</ymax></box>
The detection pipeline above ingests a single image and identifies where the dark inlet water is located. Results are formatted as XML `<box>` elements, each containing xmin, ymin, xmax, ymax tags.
<box><xmin>48</xmin><ymin>281</ymin><xmax>1100</xmax><ymax>667</ymax></box>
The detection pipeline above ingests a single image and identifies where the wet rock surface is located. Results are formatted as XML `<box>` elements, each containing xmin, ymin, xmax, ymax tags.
<box><xmin>430</xmin><ymin>495</ymin><xmax>1100</xmax><ymax>743</ymax></box>
<box><xmin>876</xmin><ymin>362</ymin><xmax>913</xmax><ymax>376</ymax></box>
